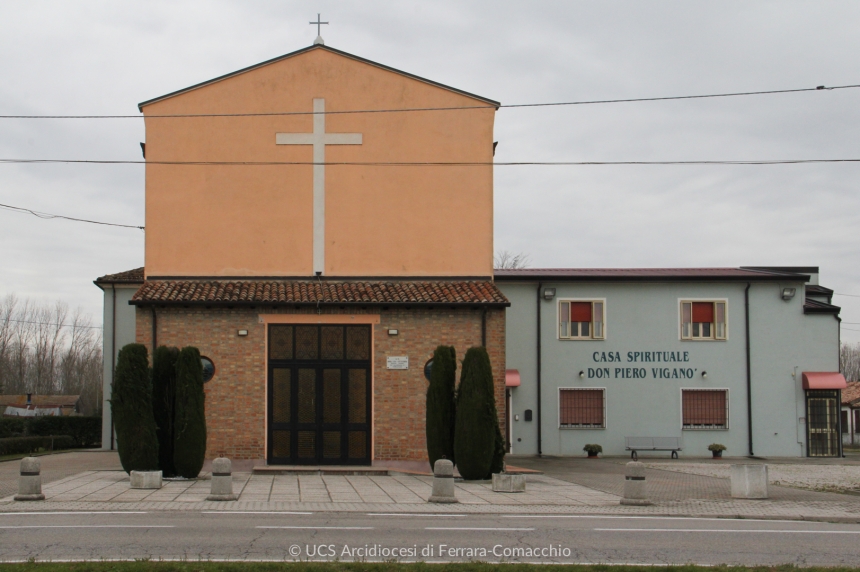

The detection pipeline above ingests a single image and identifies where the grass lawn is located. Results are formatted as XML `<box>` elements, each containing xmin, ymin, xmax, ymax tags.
<box><xmin>0</xmin><ymin>564</ymin><xmax>857</xmax><ymax>572</ymax></box>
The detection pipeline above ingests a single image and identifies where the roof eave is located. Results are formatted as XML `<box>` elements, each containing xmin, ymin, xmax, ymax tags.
<box><xmin>129</xmin><ymin>300</ymin><xmax>510</xmax><ymax>308</ymax></box>
<box><xmin>138</xmin><ymin>44</ymin><xmax>500</xmax><ymax>111</ymax></box>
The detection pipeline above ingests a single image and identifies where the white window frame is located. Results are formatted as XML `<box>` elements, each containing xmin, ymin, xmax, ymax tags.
<box><xmin>678</xmin><ymin>298</ymin><xmax>728</xmax><ymax>341</ymax></box>
<box><xmin>680</xmin><ymin>388</ymin><xmax>729</xmax><ymax>430</ymax></box>
<box><xmin>559</xmin><ymin>387</ymin><xmax>606</xmax><ymax>429</ymax></box>
<box><xmin>558</xmin><ymin>298</ymin><xmax>607</xmax><ymax>340</ymax></box>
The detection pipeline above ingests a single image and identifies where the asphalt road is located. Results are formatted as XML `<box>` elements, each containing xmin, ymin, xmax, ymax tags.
<box><xmin>0</xmin><ymin>511</ymin><xmax>859</xmax><ymax>565</ymax></box>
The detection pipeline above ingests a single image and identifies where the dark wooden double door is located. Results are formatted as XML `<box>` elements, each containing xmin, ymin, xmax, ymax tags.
<box><xmin>267</xmin><ymin>324</ymin><xmax>372</xmax><ymax>465</ymax></box>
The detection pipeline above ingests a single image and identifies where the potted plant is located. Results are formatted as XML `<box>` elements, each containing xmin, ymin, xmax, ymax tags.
<box><xmin>583</xmin><ymin>444</ymin><xmax>603</xmax><ymax>458</ymax></box>
<box><xmin>708</xmin><ymin>443</ymin><xmax>726</xmax><ymax>458</ymax></box>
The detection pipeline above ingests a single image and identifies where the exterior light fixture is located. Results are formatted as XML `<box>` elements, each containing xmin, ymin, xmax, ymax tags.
<box><xmin>543</xmin><ymin>287</ymin><xmax>556</xmax><ymax>300</ymax></box>
<box><xmin>578</xmin><ymin>370</ymin><xmax>585</xmax><ymax>378</ymax></box>
<box><xmin>388</xmin><ymin>329</ymin><xmax>399</xmax><ymax>336</ymax></box>
<box><xmin>702</xmin><ymin>371</ymin><xmax>708</xmax><ymax>379</ymax></box>
<box><xmin>237</xmin><ymin>329</ymin><xmax>248</xmax><ymax>337</ymax></box>
<box><xmin>781</xmin><ymin>288</ymin><xmax>796</xmax><ymax>300</ymax></box>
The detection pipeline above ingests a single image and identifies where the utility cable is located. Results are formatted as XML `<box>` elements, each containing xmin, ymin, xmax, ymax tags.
<box><xmin>2</xmin><ymin>318</ymin><xmax>102</xmax><ymax>330</ymax></box>
<box><xmin>0</xmin><ymin>202</ymin><xmax>144</xmax><ymax>229</ymax></box>
<box><xmin>0</xmin><ymin>84</ymin><xmax>857</xmax><ymax>119</ymax></box>
<box><xmin>1</xmin><ymin>158</ymin><xmax>859</xmax><ymax>167</ymax></box>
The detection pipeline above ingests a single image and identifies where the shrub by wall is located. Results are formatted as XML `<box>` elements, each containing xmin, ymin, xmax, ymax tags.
<box><xmin>111</xmin><ymin>343</ymin><xmax>159</xmax><ymax>473</ymax></box>
<box><xmin>152</xmin><ymin>346</ymin><xmax>179</xmax><ymax>477</ymax></box>
<box><xmin>28</xmin><ymin>416</ymin><xmax>101</xmax><ymax>448</ymax></box>
<box><xmin>0</xmin><ymin>435</ymin><xmax>75</xmax><ymax>456</ymax></box>
<box><xmin>173</xmin><ymin>346</ymin><xmax>206</xmax><ymax>479</ymax></box>
<box><xmin>426</xmin><ymin>345</ymin><xmax>457</xmax><ymax>468</ymax></box>
<box><xmin>453</xmin><ymin>347</ymin><xmax>497</xmax><ymax>480</ymax></box>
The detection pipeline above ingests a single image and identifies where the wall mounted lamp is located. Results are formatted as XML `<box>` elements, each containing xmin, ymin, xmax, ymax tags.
<box><xmin>578</xmin><ymin>370</ymin><xmax>585</xmax><ymax>378</ymax></box>
<box><xmin>543</xmin><ymin>287</ymin><xmax>556</xmax><ymax>300</ymax></box>
<box><xmin>388</xmin><ymin>329</ymin><xmax>399</xmax><ymax>336</ymax></box>
<box><xmin>237</xmin><ymin>330</ymin><xmax>248</xmax><ymax>337</ymax></box>
<box><xmin>702</xmin><ymin>371</ymin><xmax>708</xmax><ymax>379</ymax></box>
<box><xmin>781</xmin><ymin>287</ymin><xmax>796</xmax><ymax>301</ymax></box>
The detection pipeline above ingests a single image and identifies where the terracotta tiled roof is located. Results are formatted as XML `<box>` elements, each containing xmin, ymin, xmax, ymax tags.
<box><xmin>494</xmin><ymin>267</ymin><xmax>811</xmax><ymax>281</ymax></box>
<box><xmin>131</xmin><ymin>280</ymin><xmax>510</xmax><ymax>306</ymax></box>
<box><xmin>95</xmin><ymin>267</ymin><xmax>145</xmax><ymax>284</ymax></box>
<box><xmin>0</xmin><ymin>395</ymin><xmax>80</xmax><ymax>408</ymax></box>
<box><xmin>843</xmin><ymin>382</ymin><xmax>860</xmax><ymax>406</ymax></box>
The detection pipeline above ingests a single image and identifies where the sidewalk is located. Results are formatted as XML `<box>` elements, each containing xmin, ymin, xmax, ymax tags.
<box><xmin>3</xmin><ymin>451</ymin><xmax>860</xmax><ymax>522</ymax></box>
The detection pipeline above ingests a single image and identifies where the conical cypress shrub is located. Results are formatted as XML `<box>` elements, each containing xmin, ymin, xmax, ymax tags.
<box><xmin>426</xmin><ymin>345</ymin><xmax>457</xmax><ymax>468</ymax></box>
<box><xmin>453</xmin><ymin>347</ymin><xmax>496</xmax><ymax>480</ymax></box>
<box><xmin>152</xmin><ymin>346</ymin><xmax>179</xmax><ymax>477</ymax></box>
<box><xmin>173</xmin><ymin>346</ymin><xmax>206</xmax><ymax>478</ymax></box>
<box><xmin>111</xmin><ymin>343</ymin><xmax>159</xmax><ymax>473</ymax></box>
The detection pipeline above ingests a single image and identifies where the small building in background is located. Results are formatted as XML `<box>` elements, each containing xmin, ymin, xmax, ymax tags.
<box><xmin>0</xmin><ymin>394</ymin><xmax>81</xmax><ymax>417</ymax></box>
<box><xmin>841</xmin><ymin>381</ymin><xmax>860</xmax><ymax>447</ymax></box>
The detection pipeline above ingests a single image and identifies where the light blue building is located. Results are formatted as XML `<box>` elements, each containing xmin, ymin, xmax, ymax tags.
<box><xmin>497</xmin><ymin>266</ymin><xmax>846</xmax><ymax>458</ymax></box>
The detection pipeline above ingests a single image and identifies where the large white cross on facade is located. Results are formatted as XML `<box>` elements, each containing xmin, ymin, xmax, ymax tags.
<box><xmin>276</xmin><ymin>98</ymin><xmax>362</xmax><ymax>275</ymax></box>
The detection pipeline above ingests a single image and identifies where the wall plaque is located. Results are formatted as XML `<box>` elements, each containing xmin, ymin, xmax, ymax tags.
<box><xmin>387</xmin><ymin>356</ymin><xmax>409</xmax><ymax>370</ymax></box>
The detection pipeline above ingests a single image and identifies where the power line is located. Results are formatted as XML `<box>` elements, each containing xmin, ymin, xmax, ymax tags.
<box><xmin>836</xmin><ymin>293</ymin><xmax>860</xmax><ymax>298</ymax></box>
<box><xmin>1</xmin><ymin>158</ymin><xmax>859</xmax><ymax>167</ymax></box>
<box><xmin>0</xmin><ymin>202</ymin><xmax>144</xmax><ymax>230</ymax></box>
<box><xmin>3</xmin><ymin>318</ymin><xmax>102</xmax><ymax>330</ymax></box>
<box><xmin>1</xmin><ymin>84</ymin><xmax>858</xmax><ymax>119</ymax></box>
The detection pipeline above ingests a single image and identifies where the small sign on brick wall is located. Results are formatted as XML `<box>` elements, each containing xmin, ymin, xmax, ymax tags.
<box><xmin>387</xmin><ymin>356</ymin><xmax>409</xmax><ymax>370</ymax></box>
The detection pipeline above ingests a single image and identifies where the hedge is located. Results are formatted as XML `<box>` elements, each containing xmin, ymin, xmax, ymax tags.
<box><xmin>0</xmin><ymin>435</ymin><xmax>76</xmax><ymax>456</ymax></box>
<box><xmin>27</xmin><ymin>416</ymin><xmax>101</xmax><ymax>448</ymax></box>
<box><xmin>0</xmin><ymin>418</ymin><xmax>28</xmax><ymax>439</ymax></box>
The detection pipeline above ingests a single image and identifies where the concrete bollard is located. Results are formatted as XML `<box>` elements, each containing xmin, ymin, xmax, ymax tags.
<box><xmin>207</xmin><ymin>457</ymin><xmax>238</xmax><ymax>501</ymax></box>
<box><xmin>620</xmin><ymin>461</ymin><xmax>651</xmax><ymax>506</ymax></box>
<box><xmin>428</xmin><ymin>459</ymin><xmax>458</xmax><ymax>503</ymax></box>
<box><xmin>15</xmin><ymin>457</ymin><xmax>45</xmax><ymax>501</ymax></box>
<box><xmin>731</xmin><ymin>464</ymin><xmax>769</xmax><ymax>499</ymax></box>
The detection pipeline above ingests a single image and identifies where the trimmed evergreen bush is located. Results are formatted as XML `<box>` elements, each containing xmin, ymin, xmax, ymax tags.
<box><xmin>152</xmin><ymin>346</ymin><xmax>179</xmax><ymax>477</ymax></box>
<box><xmin>0</xmin><ymin>418</ymin><xmax>27</xmax><ymax>439</ymax></box>
<box><xmin>110</xmin><ymin>343</ymin><xmax>159</xmax><ymax>473</ymax></box>
<box><xmin>425</xmin><ymin>345</ymin><xmax>457</xmax><ymax>468</ymax></box>
<box><xmin>173</xmin><ymin>346</ymin><xmax>206</xmax><ymax>479</ymax></box>
<box><xmin>453</xmin><ymin>347</ymin><xmax>498</xmax><ymax>480</ymax></box>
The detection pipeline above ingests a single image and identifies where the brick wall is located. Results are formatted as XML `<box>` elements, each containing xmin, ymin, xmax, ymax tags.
<box><xmin>136</xmin><ymin>305</ymin><xmax>506</xmax><ymax>462</ymax></box>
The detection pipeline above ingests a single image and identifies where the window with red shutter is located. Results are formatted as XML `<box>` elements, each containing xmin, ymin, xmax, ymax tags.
<box><xmin>682</xmin><ymin>389</ymin><xmax>728</xmax><ymax>429</ymax></box>
<box><xmin>558</xmin><ymin>300</ymin><xmax>605</xmax><ymax>340</ymax></box>
<box><xmin>559</xmin><ymin>388</ymin><xmax>605</xmax><ymax>428</ymax></box>
<box><xmin>680</xmin><ymin>300</ymin><xmax>727</xmax><ymax>340</ymax></box>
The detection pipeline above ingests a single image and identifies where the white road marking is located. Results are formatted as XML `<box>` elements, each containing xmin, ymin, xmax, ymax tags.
<box><xmin>203</xmin><ymin>511</ymin><xmax>312</xmax><ymax>515</ymax></box>
<box><xmin>0</xmin><ymin>512</ymin><xmax>148</xmax><ymax>516</ymax></box>
<box><xmin>502</xmin><ymin>515</ymin><xmax>800</xmax><ymax>523</ymax></box>
<box><xmin>425</xmin><ymin>527</ymin><xmax>535</xmax><ymax>531</ymax></box>
<box><xmin>0</xmin><ymin>525</ymin><xmax>173</xmax><ymax>529</ymax></box>
<box><xmin>367</xmin><ymin>513</ymin><xmax>466</xmax><ymax>517</ymax></box>
<box><xmin>257</xmin><ymin>526</ymin><xmax>374</xmax><ymax>530</ymax></box>
<box><xmin>594</xmin><ymin>528</ymin><xmax>860</xmax><ymax>534</ymax></box>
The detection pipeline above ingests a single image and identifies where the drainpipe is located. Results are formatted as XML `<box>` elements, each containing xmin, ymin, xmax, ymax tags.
<box><xmin>151</xmin><ymin>306</ymin><xmax>158</xmax><ymax>355</ymax></box>
<box><xmin>536</xmin><ymin>282</ymin><xmax>543</xmax><ymax>456</ymax></box>
<box><xmin>745</xmin><ymin>282</ymin><xmax>753</xmax><ymax>457</ymax></box>
<box><xmin>481</xmin><ymin>307</ymin><xmax>487</xmax><ymax>347</ymax></box>
<box><xmin>110</xmin><ymin>285</ymin><xmax>117</xmax><ymax>450</ymax></box>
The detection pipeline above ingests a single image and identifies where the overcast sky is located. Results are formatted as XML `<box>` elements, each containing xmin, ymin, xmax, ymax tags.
<box><xmin>1</xmin><ymin>1</ymin><xmax>858</xmax><ymax>342</ymax></box>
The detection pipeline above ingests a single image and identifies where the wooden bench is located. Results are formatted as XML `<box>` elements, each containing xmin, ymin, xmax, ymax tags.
<box><xmin>625</xmin><ymin>436</ymin><xmax>682</xmax><ymax>460</ymax></box>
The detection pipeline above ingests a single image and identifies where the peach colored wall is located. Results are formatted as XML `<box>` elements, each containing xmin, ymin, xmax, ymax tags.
<box><xmin>143</xmin><ymin>47</ymin><xmax>496</xmax><ymax>278</ymax></box>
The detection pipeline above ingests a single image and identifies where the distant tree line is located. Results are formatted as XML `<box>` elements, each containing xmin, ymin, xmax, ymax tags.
<box><xmin>0</xmin><ymin>294</ymin><xmax>102</xmax><ymax>415</ymax></box>
<box><xmin>842</xmin><ymin>342</ymin><xmax>860</xmax><ymax>383</ymax></box>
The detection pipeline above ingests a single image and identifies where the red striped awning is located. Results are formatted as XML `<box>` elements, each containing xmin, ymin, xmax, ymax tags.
<box><xmin>802</xmin><ymin>372</ymin><xmax>847</xmax><ymax>390</ymax></box>
<box><xmin>506</xmin><ymin>369</ymin><xmax>521</xmax><ymax>387</ymax></box>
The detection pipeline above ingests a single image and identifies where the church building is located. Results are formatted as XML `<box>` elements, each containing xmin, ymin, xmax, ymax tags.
<box><xmin>97</xmin><ymin>38</ymin><xmax>847</xmax><ymax>463</ymax></box>
<box><xmin>97</xmin><ymin>40</ymin><xmax>508</xmax><ymax>465</ymax></box>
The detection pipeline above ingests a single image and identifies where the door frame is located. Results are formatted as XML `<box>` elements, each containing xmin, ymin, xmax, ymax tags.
<box><xmin>805</xmin><ymin>389</ymin><xmax>843</xmax><ymax>458</ymax></box>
